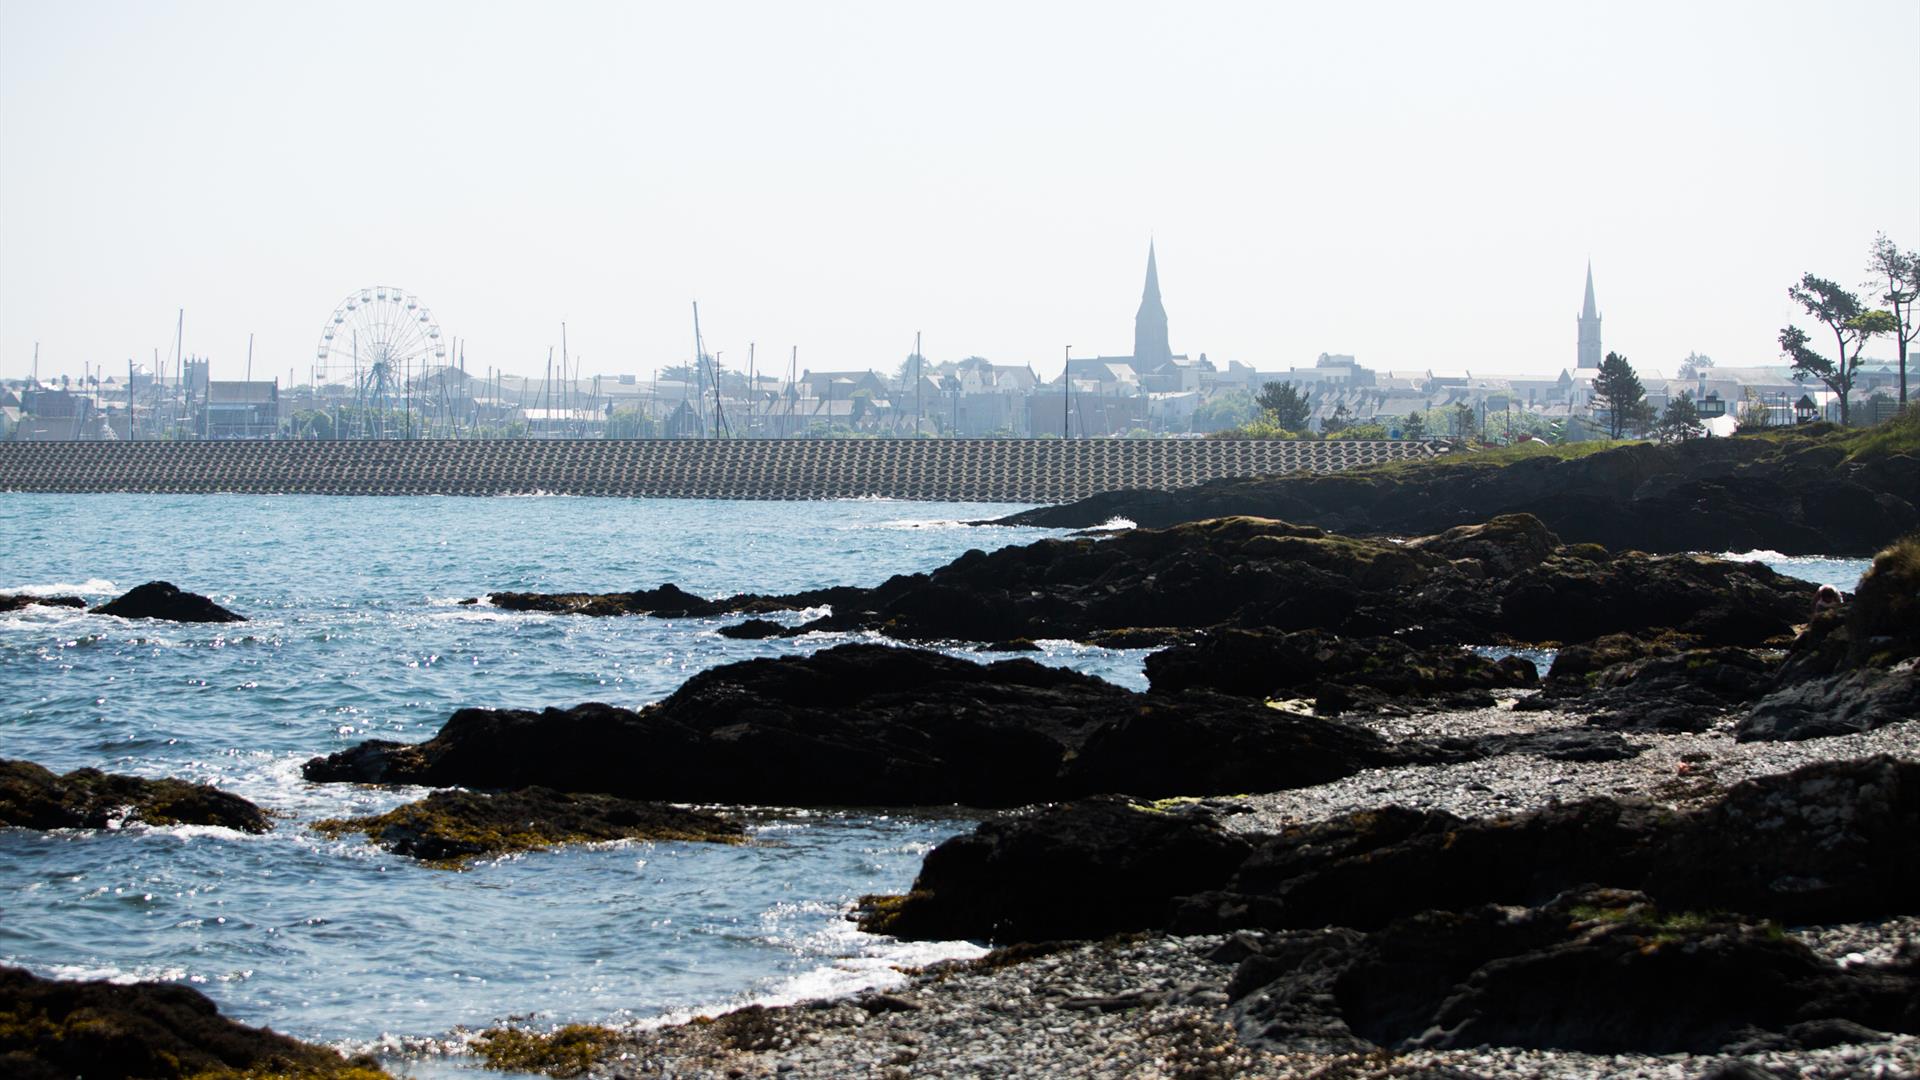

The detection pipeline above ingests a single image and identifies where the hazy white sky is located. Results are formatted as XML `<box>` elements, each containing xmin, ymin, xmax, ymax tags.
<box><xmin>3</xmin><ymin>0</ymin><xmax>1917</xmax><ymax>385</ymax></box>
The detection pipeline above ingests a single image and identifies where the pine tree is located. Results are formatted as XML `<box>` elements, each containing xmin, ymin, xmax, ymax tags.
<box><xmin>1592</xmin><ymin>352</ymin><xmax>1653</xmax><ymax>438</ymax></box>
<box><xmin>1256</xmin><ymin>381</ymin><xmax>1312</xmax><ymax>432</ymax></box>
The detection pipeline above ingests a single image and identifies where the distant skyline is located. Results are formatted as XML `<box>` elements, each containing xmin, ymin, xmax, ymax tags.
<box><xmin>3</xmin><ymin>0</ymin><xmax>1917</xmax><ymax>386</ymax></box>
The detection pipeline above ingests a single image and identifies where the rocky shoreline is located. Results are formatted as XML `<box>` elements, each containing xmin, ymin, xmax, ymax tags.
<box><xmin>8</xmin><ymin>491</ymin><xmax>1917</xmax><ymax>1078</ymax></box>
<box><xmin>989</xmin><ymin>418</ymin><xmax>1920</xmax><ymax>557</ymax></box>
<box><xmin>557</xmin><ymin>707</ymin><xmax>1920</xmax><ymax>1080</ymax></box>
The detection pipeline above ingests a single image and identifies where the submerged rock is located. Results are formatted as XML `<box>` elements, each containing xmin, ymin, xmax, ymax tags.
<box><xmin>716</xmin><ymin>617</ymin><xmax>794</xmax><ymax>640</ymax></box>
<box><xmin>0</xmin><ymin>965</ymin><xmax>387</xmax><ymax>1079</ymax></box>
<box><xmin>302</xmin><ymin>643</ymin><xmax>1405</xmax><ymax>808</ymax></box>
<box><xmin>0</xmin><ymin>593</ymin><xmax>85</xmax><ymax>614</ymax></box>
<box><xmin>0</xmin><ymin>758</ymin><xmax>270</xmax><ymax>833</ymax></box>
<box><xmin>89</xmin><ymin>581</ymin><xmax>245</xmax><ymax>623</ymax></box>
<box><xmin>1224</xmin><ymin>890</ymin><xmax>1920</xmax><ymax>1056</ymax></box>
<box><xmin>313</xmin><ymin>787</ymin><xmax>744</xmax><ymax>865</ymax></box>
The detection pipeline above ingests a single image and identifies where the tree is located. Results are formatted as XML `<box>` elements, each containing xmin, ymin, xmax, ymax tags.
<box><xmin>1655</xmin><ymin>391</ymin><xmax>1704</xmax><ymax>443</ymax></box>
<box><xmin>1192</xmin><ymin>389</ymin><xmax>1258</xmax><ymax>432</ymax></box>
<box><xmin>1450</xmin><ymin>401</ymin><xmax>1476</xmax><ymax>438</ymax></box>
<box><xmin>1781</xmin><ymin>274</ymin><xmax>1898</xmax><ymax>425</ymax></box>
<box><xmin>1324</xmin><ymin>401</ymin><xmax>1352</xmax><ymax>433</ymax></box>
<box><xmin>1255</xmin><ymin>381</ymin><xmax>1311</xmax><ymax>432</ymax></box>
<box><xmin>1677</xmin><ymin>352</ymin><xmax>1715</xmax><ymax>381</ymax></box>
<box><xmin>1401</xmin><ymin>410</ymin><xmax>1427</xmax><ymax>440</ymax></box>
<box><xmin>1592</xmin><ymin>351</ymin><xmax>1654</xmax><ymax>438</ymax></box>
<box><xmin>1868</xmin><ymin>234</ymin><xmax>1917</xmax><ymax>407</ymax></box>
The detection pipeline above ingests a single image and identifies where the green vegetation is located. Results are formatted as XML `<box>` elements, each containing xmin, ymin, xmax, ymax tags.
<box><xmin>1654</xmin><ymin>392</ymin><xmax>1704</xmax><ymax>443</ymax></box>
<box><xmin>1782</xmin><ymin>272</ymin><xmax>1901</xmax><ymax>426</ymax></box>
<box><xmin>1255</xmin><ymin>381</ymin><xmax>1312</xmax><ymax>432</ymax></box>
<box><xmin>472</xmin><ymin>1024</ymin><xmax>622</xmax><ymax>1077</ymax></box>
<box><xmin>312</xmin><ymin>789</ymin><xmax>744</xmax><ymax>868</ymax></box>
<box><xmin>1593</xmin><ymin>352</ymin><xmax>1654</xmax><ymax>439</ymax></box>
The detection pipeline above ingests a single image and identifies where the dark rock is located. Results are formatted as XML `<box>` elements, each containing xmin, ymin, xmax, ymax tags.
<box><xmin>312</xmin><ymin>786</ymin><xmax>744</xmax><ymax>864</ymax></box>
<box><xmin>1580</xmin><ymin>647</ymin><xmax>1780</xmax><ymax>733</ymax></box>
<box><xmin>1080</xmin><ymin>626</ymin><xmax>1200</xmax><ymax>649</ymax></box>
<box><xmin>1225</xmin><ymin>890</ymin><xmax>1920</xmax><ymax>1056</ymax></box>
<box><xmin>1172</xmin><ymin>798</ymin><xmax>1667</xmax><ymax>935</ymax></box>
<box><xmin>303</xmin><ymin>643</ymin><xmax>1402</xmax><ymax>808</ymax></box>
<box><xmin>1650</xmin><ymin>755</ymin><xmax>1920</xmax><ymax>924</ymax></box>
<box><xmin>863</xmin><ymin>759</ymin><xmax>1920</xmax><ymax>955</ymax></box>
<box><xmin>1401</xmin><ymin>513</ymin><xmax>1563</xmax><ymax>576</ymax></box>
<box><xmin>1419</xmin><ymin>727</ymin><xmax>1646</xmax><ymax>763</ymax></box>
<box><xmin>987</xmin><ymin>420</ymin><xmax>1920</xmax><ymax>557</ymax></box>
<box><xmin>0</xmin><ymin>758</ymin><xmax>271</xmax><ymax>833</ymax></box>
<box><xmin>1178</xmin><ymin>756</ymin><xmax>1920</xmax><ymax>935</ymax></box>
<box><xmin>1737</xmin><ymin>534</ymin><xmax>1920</xmax><ymax>741</ymax></box>
<box><xmin>1735</xmin><ymin>664</ymin><xmax>1920</xmax><ymax>741</ymax></box>
<box><xmin>1546</xmin><ymin>629</ymin><xmax>1698</xmax><ymax>684</ymax></box>
<box><xmin>855</xmin><ymin>796</ymin><xmax>1254</xmax><ymax>944</ymax></box>
<box><xmin>488</xmin><ymin>582</ymin><xmax>737</xmax><ymax>617</ymax></box>
<box><xmin>0</xmin><ymin>593</ymin><xmax>85</xmax><ymax>613</ymax></box>
<box><xmin>1497</xmin><ymin>553</ymin><xmax>1811</xmax><ymax>647</ymax></box>
<box><xmin>1144</xmin><ymin>628</ymin><xmax>1538</xmax><ymax>704</ymax></box>
<box><xmin>89</xmin><ymin>581</ymin><xmax>244</xmax><ymax>623</ymax></box>
<box><xmin>716</xmin><ymin>618</ymin><xmax>793</xmax><ymax>640</ymax></box>
<box><xmin>473</xmin><ymin>514</ymin><xmax>1815</xmax><ymax>661</ymax></box>
<box><xmin>0</xmin><ymin>965</ymin><xmax>384</xmax><ymax>1080</ymax></box>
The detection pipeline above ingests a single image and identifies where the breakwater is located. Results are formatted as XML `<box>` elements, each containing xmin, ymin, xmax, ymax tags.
<box><xmin>0</xmin><ymin>438</ymin><xmax>1433</xmax><ymax>501</ymax></box>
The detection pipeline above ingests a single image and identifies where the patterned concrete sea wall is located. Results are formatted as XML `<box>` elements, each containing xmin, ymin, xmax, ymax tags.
<box><xmin>0</xmin><ymin>439</ymin><xmax>1435</xmax><ymax>502</ymax></box>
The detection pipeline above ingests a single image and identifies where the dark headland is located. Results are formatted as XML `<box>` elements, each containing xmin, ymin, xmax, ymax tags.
<box><xmin>990</xmin><ymin>417</ymin><xmax>1920</xmax><ymax>556</ymax></box>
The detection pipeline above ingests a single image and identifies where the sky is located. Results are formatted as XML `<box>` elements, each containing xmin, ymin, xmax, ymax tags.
<box><xmin>2</xmin><ymin>0</ymin><xmax>1917</xmax><ymax>387</ymax></box>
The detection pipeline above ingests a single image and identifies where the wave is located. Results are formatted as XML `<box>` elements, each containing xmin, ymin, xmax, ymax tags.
<box><xmin>2</xmin><ymin>578</ymin><xmax>118</xmax><ymax>597</ymax></box>
<box><xmin>1720</xmin><ymin>549</ymin><xmax>1791</xmax><ymax>563</ymax></box>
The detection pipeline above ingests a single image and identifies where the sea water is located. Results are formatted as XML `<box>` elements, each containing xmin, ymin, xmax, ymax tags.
<box><xmin>0</xmin><ymin>494</ymin><xmax>1873</xmax><ymax>1056</ymax></box>
<box><xmin>0</xmin><ymin>494</ymin><xmax>1138</xmax><ymax>1054</ymax></box>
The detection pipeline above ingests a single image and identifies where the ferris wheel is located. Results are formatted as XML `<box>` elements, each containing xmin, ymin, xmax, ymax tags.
<box><xmin>312</xmin><ymin>286</ymin><xmax>446</xmax><ymax>403</ymax></box>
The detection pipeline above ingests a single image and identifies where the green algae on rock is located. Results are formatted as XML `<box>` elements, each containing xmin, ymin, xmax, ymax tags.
<box><xmin>472</xmin><ymin>1024</ymin><xmax>623</xmax><ymax>1077</ymax></box>
<box><xmin>311</xmin><ymin>786</ymin><xmax>744</xmax><ymax>866</ymax></box>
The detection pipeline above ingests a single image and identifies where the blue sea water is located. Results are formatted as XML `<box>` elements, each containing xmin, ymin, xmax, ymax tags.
<box><xmin>0</xmin><ymin>494</ymin><xmax>1874</xmax><ymax>1061</ymax></box>
<box><xmin>0</xmin><ymin>494</ymin><xmax>1150</xmax><ymax>1056</ymax></box>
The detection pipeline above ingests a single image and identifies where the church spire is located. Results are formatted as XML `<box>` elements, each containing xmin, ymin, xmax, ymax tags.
<box><xmin>1577</xmin><ymin>261</ymin><xmax>1602</xmax><ymax>370</ymax></box>
<box><xmin>1134</xmin><ymin>240</ymin><xmax>1172</xmax><ymax>370</ymax></box>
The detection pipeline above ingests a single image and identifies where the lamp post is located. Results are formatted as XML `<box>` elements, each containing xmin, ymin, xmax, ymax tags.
<box><xmin>1062</xmin><ymin>345</ymin><xmax>1072</xmax><ymax>440</ymax></box>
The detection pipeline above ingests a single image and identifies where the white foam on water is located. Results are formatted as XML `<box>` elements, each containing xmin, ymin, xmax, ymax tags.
<box><xmin>3</xmin><ymin>578</ymin><xmax>118</xmax><ymax>597</ymax></box>
<box><xmin>1721</xmin><ymin>549</ymin><xmax>1790</xmax><ymax>563</ymax></box>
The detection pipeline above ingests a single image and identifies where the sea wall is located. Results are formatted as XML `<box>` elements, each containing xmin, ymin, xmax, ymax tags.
<box><xmin>0</xmin><ymin>438</ymin><xmax>1432</xmax><ymax>502</ymax></box>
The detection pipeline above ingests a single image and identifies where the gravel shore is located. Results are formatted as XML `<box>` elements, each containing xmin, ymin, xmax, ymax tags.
<box><xmin>585</xmin><ymin>704</ymin><xmax>1920</xmax><ymax>1080</ymax></box>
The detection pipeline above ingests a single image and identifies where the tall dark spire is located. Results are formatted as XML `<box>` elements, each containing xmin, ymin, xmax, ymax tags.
<box><xmin>1133</xmin><ymin>241</ymin><xmax>1172</xmax><ymax>371</ymax></box>
<box><xmin>1577</xmin><ymin>261</ymin><xmax>1602</xmax><ymax>370</ymax></box>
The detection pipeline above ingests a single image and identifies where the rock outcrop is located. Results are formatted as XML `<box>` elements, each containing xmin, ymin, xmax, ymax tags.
<box><xmin>1738</xmin><ymin>534</ymin><xmax>1920</xmax><ymax>741</ymax></box>
<box><xmin>0</xmin><ymin>759</ymin><xmax>271</xmax><ymax>833</ymax></box>
<box><xmin>1222</xmin><ymin>890</ymin><xmax>1919</xmax><ymax>1056</ymax></box>
<box><xmin>0</xmin><ymin>965</ymin><xmax>386</xmax><ymax>1080</ymax></box>
<box><xmin>89</xmin><ymin>581</ymin><xmax>245</xmax><ymax>623</ymax></box>
<box><xmin>469</xmin><ymin>514</ymin><xmax>1816</xmax><ymax>655</ymax></box>
<box><xmin>865</xmin><ymin>757</ymin><xmax>1919</xmax><ymax>944</ymax></box>
<box><xmin>303</xmin><ymin>644</ymin><xmax>1406</xmax><ymax>808</ymax></box>
<box><xmin>312</xmin><ymin>787</ymin><xmax>744</xmax><ymax>865</ymax></box>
